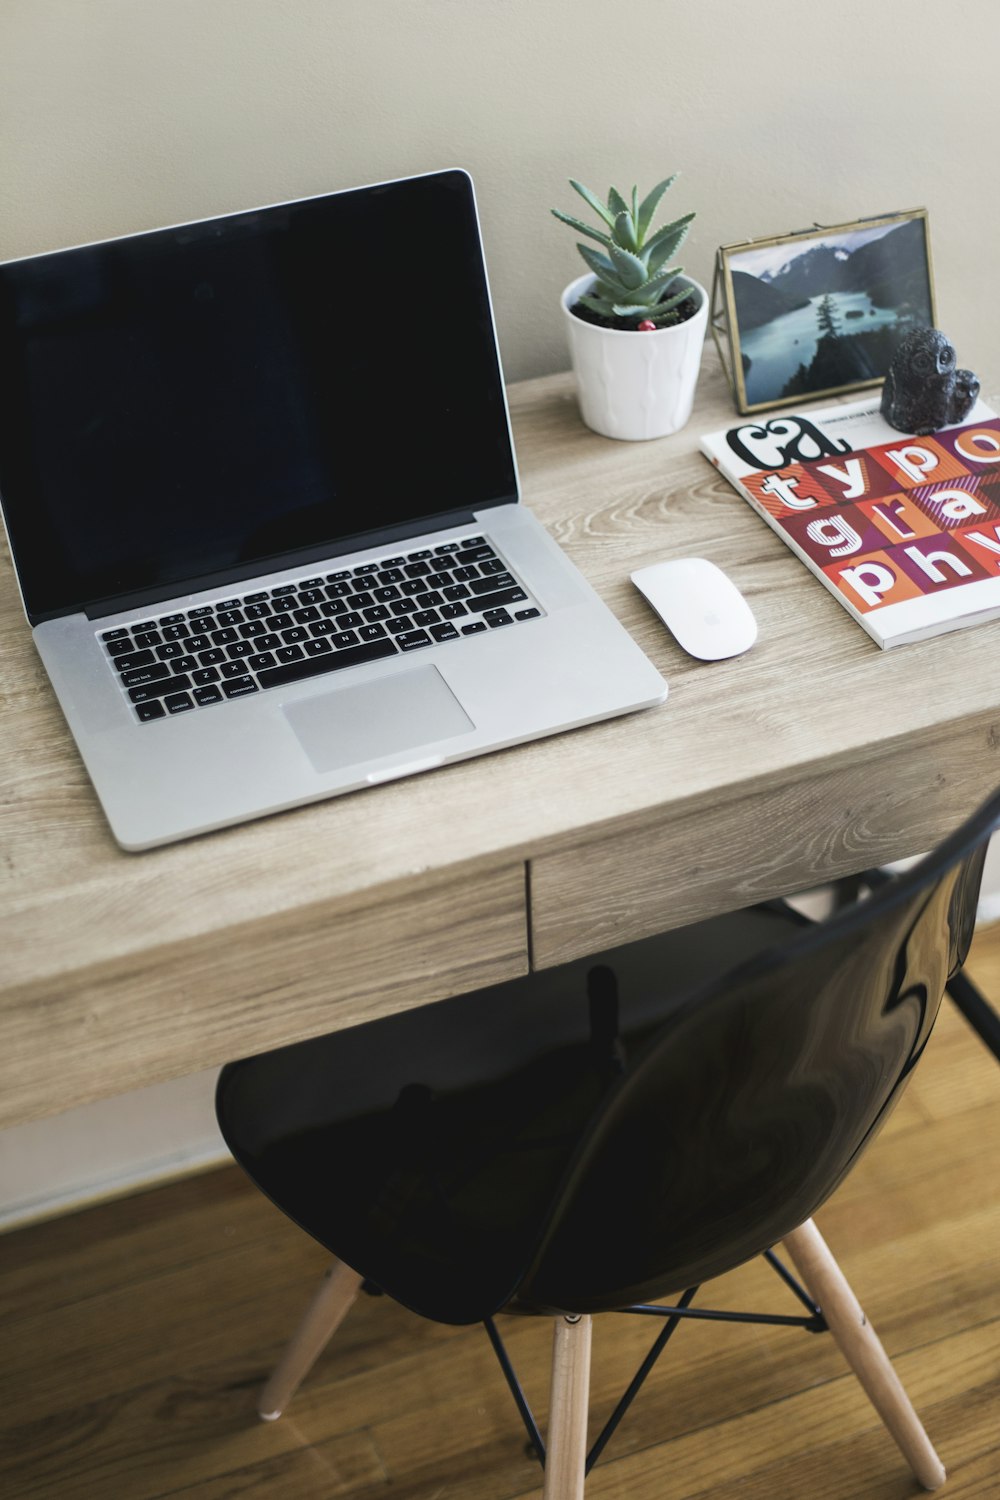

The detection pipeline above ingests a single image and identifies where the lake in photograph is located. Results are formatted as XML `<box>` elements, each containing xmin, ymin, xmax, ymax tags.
<box><xmin>741</xmin><ymin>291</ymin><xmax>900</xmax><ymax>405</ymax></box>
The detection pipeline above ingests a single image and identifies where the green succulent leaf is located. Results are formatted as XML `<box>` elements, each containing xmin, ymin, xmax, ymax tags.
<box><xmin>550</xmin><ymin>208</ymin><xmax>613</xmax><ymax>247</ymax></box>
<box><xmin>613</xmin><ymin>264</ymin><xmax>684</xmax><ymax>305</ymax></box>
<box><xmin>576</xmin><ymin>243</ymin><xmax>618</xmax><ymax>279</ymax></box>
<box><xmin>646</xmin><ymin>213</ymin><xmax>695</xmax><ymax>271</ymax></box>
<box><xmin>612</xmin><ymin>209</ymin><xmax>640</xmax><ymax>255</ymax></box>
<box><xmin>607</xmin><ymin>186</ymin><xmax>629</xmax><ymax>221</ymax></box>
<box><xmin>568</xmin><ymin>180</ymin><xmax>617</xmax><ymax>228</ymax></box>
<box><xmin>636</xmin><ymin>175</ymin><xmax>677</xmax><ymax>238</ymax></box>
<box><xmin>647</xmin><ymin>284</ymin><xmax>693</xmax><ymax>320</ymax></box>
<box><xmin>576</xmin><ymin>292</ymin><xmax>616</xmax><ymax>316</ymax></box>
<box><xmin>608</xmin><ymin>242</ymin><xmax>648</xmax><ymax>289</ymax></box>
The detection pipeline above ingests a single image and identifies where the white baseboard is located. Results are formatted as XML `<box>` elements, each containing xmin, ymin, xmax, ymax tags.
<box><xmin>0</xmin><ymin>1067</ymin><xmax>228</xmax><ymax>1233</ymax></box>
<box><xmin>0</xmin><ymin>1143</ymin><xmax>230</xmax><ymax>1233</ymax></box>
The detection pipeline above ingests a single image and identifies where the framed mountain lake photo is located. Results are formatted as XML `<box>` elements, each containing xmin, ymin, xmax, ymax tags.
<box><xmin>711</xmin><ymin>209</ymin><xmax>936</xmax><ymax>414</ymax></box>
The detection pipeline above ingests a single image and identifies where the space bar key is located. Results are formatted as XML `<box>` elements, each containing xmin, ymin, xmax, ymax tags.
<box><xmin>257</xmin><ymin>638</ymin><xmax>398</xmax><ymax>689</ymax></box>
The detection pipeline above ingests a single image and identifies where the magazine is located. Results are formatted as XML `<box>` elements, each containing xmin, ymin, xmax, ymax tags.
<box><xmin>700</xmin><ymin>395</ymin><xmax>1000</xmax><ymax>647</ymax></box>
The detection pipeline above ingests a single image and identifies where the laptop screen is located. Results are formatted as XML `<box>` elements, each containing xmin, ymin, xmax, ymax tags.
<box><xmin>0</xmin><ymin>170</ymin><xmax>519</xmax><ymax>622</ymax></box>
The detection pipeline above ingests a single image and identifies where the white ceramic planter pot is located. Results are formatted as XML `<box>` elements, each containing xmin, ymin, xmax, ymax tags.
<box><xmin>560</xmin><ymin>273</ymin><xmax>708</xmax><ymax>441</ymax></box>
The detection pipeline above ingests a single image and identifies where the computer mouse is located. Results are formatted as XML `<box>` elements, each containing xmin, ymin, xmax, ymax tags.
<box><xmin>630</xmin><ymin>557</ymin><xmax>757</xmax><ymax>660</ymax></box>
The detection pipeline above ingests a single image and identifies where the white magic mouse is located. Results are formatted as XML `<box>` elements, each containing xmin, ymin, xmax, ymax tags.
<box><xmin>630</xmin><ymin>557</ymin><xmax>757</xmax><ymax>660</ymax></box>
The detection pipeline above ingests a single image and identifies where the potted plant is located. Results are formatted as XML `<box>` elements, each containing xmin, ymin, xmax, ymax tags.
<box><xmin>552</xmin><ymin>175</ymin><xmax>708</xmax><ymax>440</ymax></box>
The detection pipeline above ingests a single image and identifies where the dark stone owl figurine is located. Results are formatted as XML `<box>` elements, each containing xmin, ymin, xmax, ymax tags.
<box><xmin>880</xmin><ymin>327</ymin><xmax>979</xmax><ymax>435</ymax></box>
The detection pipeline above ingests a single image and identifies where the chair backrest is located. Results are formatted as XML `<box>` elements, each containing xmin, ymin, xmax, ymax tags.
<box><xmin>515</xmin><ymin>789</ymin><xmax>999</xmax><ymax>1314</ymax></box>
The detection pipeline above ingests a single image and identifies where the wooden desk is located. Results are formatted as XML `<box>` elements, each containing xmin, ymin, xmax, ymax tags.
<box><xmin>3</xmin><ymin>356</ymin><xmax>999</xmax><ymax>1129</ymax></box>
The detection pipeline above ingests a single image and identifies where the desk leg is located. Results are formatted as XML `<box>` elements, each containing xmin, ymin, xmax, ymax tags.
<box><xmin>258</xmin><ymin>1258</ymin><xmax>363</xmax><ymax>1420</ymax></box>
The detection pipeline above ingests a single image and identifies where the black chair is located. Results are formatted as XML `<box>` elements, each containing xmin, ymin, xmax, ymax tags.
<box><xmin>216</xmin><ymin>787</ymin><xmax>1000</xmax><ymax>1496</ymax></box>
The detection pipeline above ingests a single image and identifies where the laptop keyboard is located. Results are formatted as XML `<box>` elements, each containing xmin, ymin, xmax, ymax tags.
<box><xmin>99</xmin><ymin>537</ymin><xmax>544</xmax><ymax>723</ymax></box>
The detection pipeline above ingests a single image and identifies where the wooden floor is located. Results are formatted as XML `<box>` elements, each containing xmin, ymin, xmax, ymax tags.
<box><xmin>2</xmin><ymin>941</ymin><xmax>999</xmax><ymax>1499</ymax></box>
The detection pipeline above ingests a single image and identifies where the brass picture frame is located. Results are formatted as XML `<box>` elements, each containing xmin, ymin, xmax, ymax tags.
<box><xmin>711</xmin><ymin>209</ymin><xmax>936</xmax><ymax>415</ymax></box>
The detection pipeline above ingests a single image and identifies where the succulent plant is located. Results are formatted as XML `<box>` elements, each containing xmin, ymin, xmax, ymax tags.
<box><xmin>552</xmin><ymin>176</ymin><xmax>695</xmax><ymax>328</ymax></box>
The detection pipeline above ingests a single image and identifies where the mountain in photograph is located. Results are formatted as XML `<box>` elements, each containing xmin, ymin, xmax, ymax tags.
<box><xmin>759</xmin><ymin>219</ymin><xmax>929</xmax><ymax>311</ymax></box>
<box><xmin>761</xmin><ymin>242</ymin><xmax>852</xmax><ymax>299</ymax></box>
<box><xmin>730</xmin><ymin>269</ymin><xmax>808</xmax><ymax>330</ymax></box>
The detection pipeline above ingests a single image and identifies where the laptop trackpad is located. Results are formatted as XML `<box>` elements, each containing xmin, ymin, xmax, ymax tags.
<box><xmin>282</xmin><ymin>664</ymin><xmax>475</xmax><ymax>774</ymax></box>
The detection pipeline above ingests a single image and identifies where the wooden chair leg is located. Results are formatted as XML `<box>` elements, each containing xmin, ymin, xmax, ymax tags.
<box><xmin>782</xmin><ymin>1219</ymin><xmax>946</xmax><ymax>1490</ymax></box>
<box><xmin>543</xmin><ymin>1314</ymin><xmax>593</xmax><ymax>1500</ymax></box>
<box><xmin>257</xmin><ymin>1258</ymin><xmax>363</xmax><ymax>1420</ymax></box>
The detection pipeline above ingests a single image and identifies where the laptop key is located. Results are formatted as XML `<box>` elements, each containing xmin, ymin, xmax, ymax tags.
<box><xmin>468</xmin><ymin>586</ymin><xmax>528</xmax><ymax>611</ymax></box>
<box><xmin>115</xmin><ymin>648</ymin><xmax>156</xmax><ymax>671</ymax></box>
<box><xmin>453</xmin><ymin>545</ymin><xmax>495</xmax><ymax>565</ymax></box>
<box><xmin>222</xmin><ymin>660</ymin><xmax>249</xmax><ymax>677</ymax></box>
<box><xmin>106</xmin><ymin>637</ymin><xmax>135</xmax><ymax>658</ymax></box>
<box><xmin>227</xmin><ymin>641</ymin><xmax>255</xmax><ymax>658</ymax></box>
<box><xmin>194</xmin><ymin>686</ymin><xmax>224</xmax><ymax>706</ymax></box>
<box><xmin>386</xmin><ymin>617</ymin><xmax>412</xmax><ymax>634</ymax></box>
<box><xmin>198</xmin><ymin>648</ymin><xmax>226</xmax><ymax>665</ymax></box>
<box><xmin>171</xmin><ymin>655</ymin><xmax>198</xmax><ymax>673</ymax></box>
<box><xmin>222</xmin><ymin>676</ymin><xmax>260</xmax><ymax>699</ymax></box>
<box><xmin>412</xmin><ymin>609</ymin><xmax>440</xmax><ymax>626</ymax></box>
<box><xmin>102</xmin><ymin>628</ymin><xmax>129</xmax><ymax>641</ymax></box>
<box><xmin>276</xmin><ymin>644</ymin><xmax>305</xmax><ymax>662</ymax></box>
<box><xmin>133</xmin><ymin>629</ymin><xmax>162</xmax><ymax>648</ymax></box>
<box><xmin>192</xmin><ymin>667</ymin><xmax>220</xmax><ymax>685</ymax></box>
<box><xmin>162</xmin><ymin>623</ymin><xmax>190</xmax><ymax>640</ymax></box>
<box><xmin>164</xmin><ymin>691</ymin><xmax>195</xmax><ymax>714</ymax></box>
<box><xmin>439</xmin><ymin>602</ymin><xmax>468</xmax><ymax>619</ymax></box>
<box><xmin>128</xmin><ymin>674</ymin><xmax>192</xmax><ymax>703</ymax></box>
<box><xmin>485</xmin><ymin>610</ymin><xmax>513</xmax><ymax>628</ymax></box>
<box><xmin>331</xmin><ymin>630</ymin><xmax>359</xmax><ymax>649</ymax></box>
<box><xmin>156</xmin><ymin>641</ymin><xmax>185</xmax><ymax>660</ymax></box>
<box><xmin>258</xmin><ymin>637</ymin><xmax>398</xmax><ymax>689</ymax></box>
<box><xmin>135</xmin><ymin>700</ymin><xmax>166</xmax><ymax>722</ymax></box>
<box><xmin>187</xmin><ymin>634</ymin><xmax>211</xmax><ymax>652</ymax></box>
<box><xmin>431</xmin><ymin>623</ymin><xmax>460</xmax><ymax>642</ymax></box>
<box><xmin>397</xmin><ymin>630</ymin><xmax>432</xmax><ymax>651</ymax></box>
<box><xmin>121</xmin><ymin>661</ymin><xmax>171</xmax><ymax>687</ymax></box>
<box><xmin>247</xmin><ymin>652</ymin><xmax>276</xmax><ymax>671</ymax></box>
<box><xmin>461</xmin><ymin>621</ymin><xmax>487</xmax><ymax>635</ymax></box>
<box><xmin>304</xmin><ymin>638</ymin><xmax>332</xmax><ymax>657</ymax></box>
<box><xmin>515</xmin><ymin>608</ymin><xmax>541</xmax><ymax>621</ymax></box>
<box><xmin>358</xmin><ymin>624</ymin><xmax>387</xmax><ymax>641</ymax></box>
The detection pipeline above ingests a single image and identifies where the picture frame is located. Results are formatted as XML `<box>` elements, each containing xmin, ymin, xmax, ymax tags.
<box><xmin>711</xmin><ymin>209</ymin><xmax>936</xmax><ymax>415</ymax></box>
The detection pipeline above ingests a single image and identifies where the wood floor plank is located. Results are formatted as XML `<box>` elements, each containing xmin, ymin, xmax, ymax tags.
<box><xmin>0</xmin><ymin>927</ymin><xmax>997</xmax><ymax>1499</ymax></box>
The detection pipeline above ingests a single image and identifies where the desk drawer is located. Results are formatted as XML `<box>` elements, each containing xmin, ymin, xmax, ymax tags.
<box><xmin>0</xmin><ymin>862</ymin><xmax>528</xmax><ymax>1129</ymax></box>
<box><xmin>530</xmin><ymin>743</ymin><xmax>1000</xmax><ymax>969</ymax></box>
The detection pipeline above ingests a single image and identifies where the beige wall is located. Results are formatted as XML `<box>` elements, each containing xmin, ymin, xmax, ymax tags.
<box><xmin>3</xmin><ymin>0</ymin><xmax>998</xmax><ymax>383</ymax></box>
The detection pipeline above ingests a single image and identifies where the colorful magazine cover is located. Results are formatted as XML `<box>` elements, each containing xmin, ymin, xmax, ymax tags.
<box><xmin>700</xmin><ymin>396</ymin><xmax>1000</xmax><ymax>647</ymax></box>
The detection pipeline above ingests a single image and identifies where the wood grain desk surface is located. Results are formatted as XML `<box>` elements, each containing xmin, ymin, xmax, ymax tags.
<box><xmin>3</xmin><ymin>355</ymin><xmax>999</xmax><ymax>1127</ymax></box>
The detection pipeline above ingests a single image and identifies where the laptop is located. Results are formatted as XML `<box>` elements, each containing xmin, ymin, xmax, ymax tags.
<box><xmin>0</xmin><ymin>169</ymin><xmax>667</xmax><ymax>850</ymax></box>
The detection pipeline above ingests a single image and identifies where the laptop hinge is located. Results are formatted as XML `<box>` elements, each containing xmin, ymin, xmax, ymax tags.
<box><xmin>78</xmin><ymin>506</ymin><xmax>492</xmax><ymax>622</ymax></box>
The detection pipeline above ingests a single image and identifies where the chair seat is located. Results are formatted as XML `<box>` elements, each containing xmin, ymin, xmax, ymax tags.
<box><xmin>218</xmin><ymin>902</ymin><xmax>805</xmax><ymax>1324</ymax></box>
